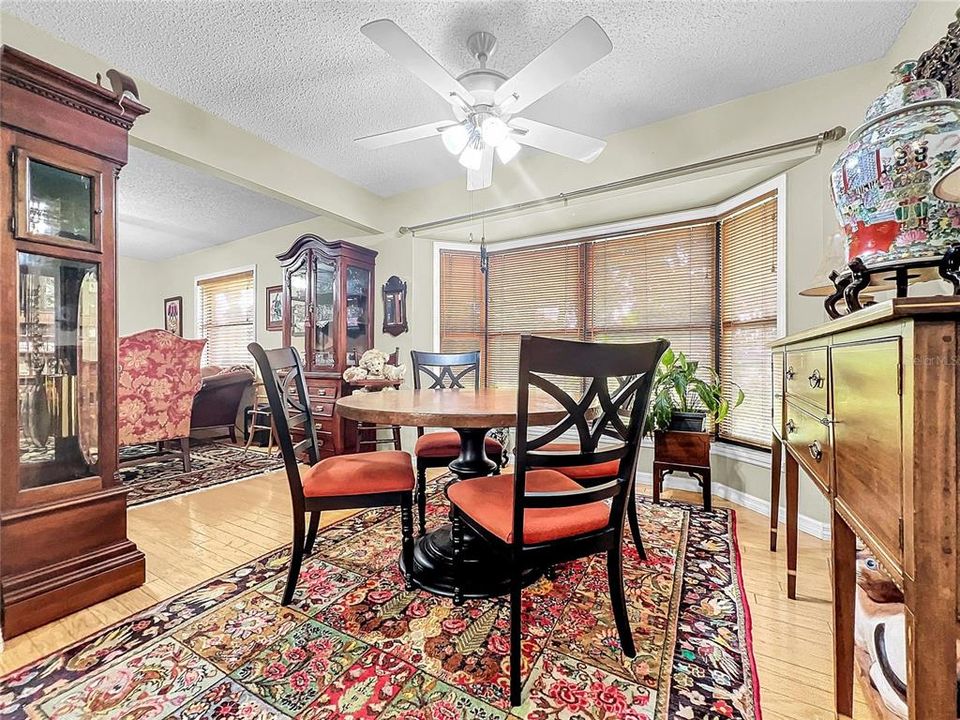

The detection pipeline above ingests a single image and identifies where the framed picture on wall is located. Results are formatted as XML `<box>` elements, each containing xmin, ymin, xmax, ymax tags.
<box><xmin>266</xmin><ymin>285</ymin><xmax>283</xmax><ymax>331</ymax></box>
<box><xmin>163</xmin><ymin>296</ymin><xmax>183</xmax><ymax>337</ymax></box>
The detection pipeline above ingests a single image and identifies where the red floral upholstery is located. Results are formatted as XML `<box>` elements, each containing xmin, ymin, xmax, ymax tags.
<box><xmin>302</xmin><ymin>450</ymin><xmax>415</xmax><ymax>497</ymax></box>
<box><xmin>447</xmin><ymin>469</ymin><xmax>610</xmax><ymax>544</ymax></box>
<box><xmin>118</xmin><ymin>330</ymin><xmax>206</xmax><ymax>446</ymax></box>
<box><xmin>415</xmin><ymin>431</ymin><xmax>502</xmax><ymax>458</ymax></box>
<box><xmin>540</xmin><ymin>442</ymin><xmax>621</xmax><ymax>480</ymax></box>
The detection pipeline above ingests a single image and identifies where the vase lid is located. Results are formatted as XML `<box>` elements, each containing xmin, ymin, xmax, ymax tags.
<box><xmin>862</xmin><ymin>60</ymin><xmax>948</xmax><ymax>124</ymax></box>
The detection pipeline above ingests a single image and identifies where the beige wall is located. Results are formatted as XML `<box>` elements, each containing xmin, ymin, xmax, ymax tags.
<box><xmin>117</xmin><ymin>256</ymin><xmax>164</xmax><ymax>336</ymax></box>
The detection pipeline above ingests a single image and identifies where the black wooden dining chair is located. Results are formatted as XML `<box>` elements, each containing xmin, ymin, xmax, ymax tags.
<box><xmin>410</xmin><ymin>349</ymin><xmax>504</xmax><ymax>535</ymax></box>
<box><xmin>248</xmin><ymin>343</ymin><xmax>415</xmax><ymax>605</ymax></box>
<box><xmin>446</xmin><ymin>335</ymin><xmax>669</xmax><ymax>706</ymax></box>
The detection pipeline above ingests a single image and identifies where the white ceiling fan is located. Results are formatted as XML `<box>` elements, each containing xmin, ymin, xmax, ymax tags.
<box><xmin>355</xmin><ymin>17</ymin><xmax>612</xmax><ymax>191</ymax></box>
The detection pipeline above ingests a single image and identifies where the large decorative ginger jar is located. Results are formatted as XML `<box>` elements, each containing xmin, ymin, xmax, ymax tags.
<box><xmin>831</xmin><ymin>61</ymin><xmax>960</xmax><ymax>264</ymax></box>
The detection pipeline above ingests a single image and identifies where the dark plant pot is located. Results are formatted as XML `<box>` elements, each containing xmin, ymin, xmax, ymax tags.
<box><xmin>668</xmin><ymin>411</ymin><xmax>706</xmax><ymax>432</ymax></box>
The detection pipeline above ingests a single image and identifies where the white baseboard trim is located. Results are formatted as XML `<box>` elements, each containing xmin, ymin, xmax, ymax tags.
<box><xmin>636</xmin><ymin>470</ymin><xmax>831</xmax><ymax>541</ymax></box>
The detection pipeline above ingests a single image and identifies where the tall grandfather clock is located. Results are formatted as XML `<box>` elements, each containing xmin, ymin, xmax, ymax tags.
<box><xmin>0</xmin><ymin>47</ymin><xmax>149</xmax><ymax>637</ymax></box>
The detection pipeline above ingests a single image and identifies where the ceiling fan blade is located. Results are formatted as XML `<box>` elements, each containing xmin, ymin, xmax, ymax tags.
<box><xmin>494</xmin><ymin>17</ymin><xmax>611</xmax><ymax>114</ymax></box>
<box><xmin>510</xmin><ymin>118</ymin><xmax>606</xmax><ymax>162</ymax></box>
<box><xmin>467</xmin><ymin>145</ymin><xmax>494</xmax><ymax>191</ymax></box>
<box><xmin>362</xmin><ymin>19</ymin><xmax>475</xmax><ymax>107</ymax></box>
<box><xmin>355</xmin><ymin>121</ymin><xmax>452</xmax><ymax>149</ymax></box>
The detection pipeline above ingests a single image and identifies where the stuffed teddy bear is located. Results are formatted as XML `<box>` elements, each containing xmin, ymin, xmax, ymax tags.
<box><xmin>342</xmin><ymin>366</ymin><xmax>368</xmax><ymax>382</ymax></box>
<box><xmin>383</xmin><ymin>363</ymin><xmax>406</xmax><ymax>382</ymax></box>
<box><xmin>358</xmin><ymin>348</ymin><xmax>389</xmax><ymax>377</ymax></box>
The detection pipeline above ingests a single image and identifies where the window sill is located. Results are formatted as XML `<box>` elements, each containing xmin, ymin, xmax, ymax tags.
<box><xmin>710</xmin><ymin>441</ymin><xmax>771</xmax><ymax>469</ymax></box>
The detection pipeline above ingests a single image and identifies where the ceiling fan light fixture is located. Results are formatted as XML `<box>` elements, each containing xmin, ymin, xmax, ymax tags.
<box><xmin>441</xmin><ymin>123</ymin><xmax>470</xmax><ymax>155</ymax></box>
<box><xmin>459</xmin><ymin>139</ymin><xmax>484</xmax><ymax>170</ymax></box>
<box><xmin>496</xmin><ymin>136</ymin><xmax>520</xmax><ymax>164</ymax></box>
<box><xmin>480</xmin><ymin>115</ymin><xmax>509</xmax><ymax>147</ymax></box>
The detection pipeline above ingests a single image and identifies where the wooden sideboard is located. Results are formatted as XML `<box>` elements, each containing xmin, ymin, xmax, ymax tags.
<box><xmin>769</xmin><ymin>297</ymin><xmax>960</xmax><ymax>720</ymax></box>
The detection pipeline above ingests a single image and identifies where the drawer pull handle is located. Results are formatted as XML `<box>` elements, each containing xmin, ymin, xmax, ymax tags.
<box><xmin>808</xmin><ymin>440</ymin><xmax>823</xmax><ymax>462</ymax></box>
<box><xmin>785</xmin><ymin>419</ymin><xmax>797</xmax><ymax>435</ymax></box>
<box><xmin>785</xmin><ymin>366</ymin><xmax>796</xmax><ymax>380</ymax></box>
<box><xmin>808</xmin><ymin>369</ymin><xmax>824</xmax><ymax>389</ymax></box>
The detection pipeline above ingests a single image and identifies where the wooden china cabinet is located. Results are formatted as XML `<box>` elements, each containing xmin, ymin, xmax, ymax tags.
<box><xmin>0</xmin><ymin>47</ymin><xmax>148</xmax><ymax>637</ymax></box>
<box><xmin>277</xmin><ymin>234</ymin><xmax>377</xmax><ymax>457</ymax></box>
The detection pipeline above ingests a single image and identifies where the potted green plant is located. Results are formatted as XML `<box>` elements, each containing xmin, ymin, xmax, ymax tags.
<box><xmin>645</xmin><ymin>348</ymin><xmax>745</xmax><ymax>510</ymax></box>
<box><xmin>645</xmin><ymin>348</ymin><xmax>744</xmax><ymax>434</ymax></box>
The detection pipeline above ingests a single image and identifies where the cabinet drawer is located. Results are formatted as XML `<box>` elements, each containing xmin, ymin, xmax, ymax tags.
<box><xmin>305</xmin><ymin>379</ymin><xmax>340</xmax><ymax>400</ymax></box>
<box><xmin>785</xmin><ymin>347</ymin><xmax>829</xmax><ymax>412</ymax></box>
<box><xmin>314</xmin><ymin>417</ymin><xmax>336</xmax><ymax>441</ymax></box>
<box><xmin>784</xmin><ymin>400</ymin><xmax>832</xmax><ymax>494</ymax></box>
<box><xmin>311</xmin><ymin>401</ymin><xmax>335</xmax><ymax>418</ymax></box>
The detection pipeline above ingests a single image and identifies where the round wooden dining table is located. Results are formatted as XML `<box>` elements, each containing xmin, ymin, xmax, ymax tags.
<box><xmin>336</xmin><ymin>387</ymin><xmax>569</xmax><ymax>598</ymax></box>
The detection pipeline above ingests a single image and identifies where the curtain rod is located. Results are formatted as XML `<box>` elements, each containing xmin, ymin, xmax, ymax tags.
<box><xmin>399</xmin><ymin>125</ymin><xmax>845</xmax><ymax>236</ymax></box>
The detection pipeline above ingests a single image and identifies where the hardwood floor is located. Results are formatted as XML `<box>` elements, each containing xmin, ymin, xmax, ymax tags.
<box><xmin>0</xmin><ymin>469</ymin><xmax>871</xmax><ymax>719</ymax></box>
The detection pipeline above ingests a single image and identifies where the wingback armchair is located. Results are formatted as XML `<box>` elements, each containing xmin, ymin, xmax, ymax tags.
<box><xmin>118</xmin><ymin>329</ymin><xmax>206</xmax><ymax>471</ymax></box>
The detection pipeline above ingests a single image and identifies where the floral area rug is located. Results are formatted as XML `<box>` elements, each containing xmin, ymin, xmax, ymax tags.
<box><xmin>1</xmin><ymin>489</ymin><xmax>760</xmax><ymax>720</ymax></box>
<box><xmin>119</xmin><ymin>442</ymin><xmax>284</xmax><ymax>507</ymax></box>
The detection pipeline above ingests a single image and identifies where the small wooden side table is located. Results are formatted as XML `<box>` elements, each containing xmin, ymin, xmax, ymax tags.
<box><xmin>652</xmin><ymin>429</ymin><xmax>712</xmax><ymax>511</ymax></box>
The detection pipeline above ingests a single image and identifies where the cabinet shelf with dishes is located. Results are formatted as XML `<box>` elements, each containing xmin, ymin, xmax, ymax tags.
<box><xmin>277</xmin><ymin>234</ymin><xmax>377</xmax><ymax>457</ymax></box>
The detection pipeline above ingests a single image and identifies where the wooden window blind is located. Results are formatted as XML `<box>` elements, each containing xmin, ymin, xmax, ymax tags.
<box><xmin>436</xmin><ymin>193</ymin><xmax>778</xmax><ymax>450</ymax></box>
<box><xmin>486</xmin><ymin>244</ymin><xmax>584</xmax><ymax>389</ymax></box>
<box><xmin>587</xmin><ymin>223</ymin><xmax>716</xmax><ymax>367</ymax></box>
<box><xmin>196</xmin><ymin>269</ymin><xmax>255</xmax><ymax>368</ymax></box>
<box><xmin>719</xmin><ymin>194</ymin><xmax>778</xmax><ymax>447</ymax></box>
<box><xmin>438</xmin><ymin>249</ymin><xmax>485</xmax><ymax>359</ymax></box>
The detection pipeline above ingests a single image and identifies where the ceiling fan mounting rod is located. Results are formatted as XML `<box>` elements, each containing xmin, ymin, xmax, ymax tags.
<box><xmin>466</xmin><ymin>31</ymin><xmax>497</xmax><ymax>68</ymax></box>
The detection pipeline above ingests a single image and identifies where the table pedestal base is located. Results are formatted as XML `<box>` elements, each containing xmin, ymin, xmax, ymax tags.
<box><xmin>404</xmin><ymin>425</ymin><xmax>541</xmax><ymax>599</ymax></box>
<box><xmin>404</xmin><ymin>524</ymin><xmax>541</xmax><ymax>599</ymax></box>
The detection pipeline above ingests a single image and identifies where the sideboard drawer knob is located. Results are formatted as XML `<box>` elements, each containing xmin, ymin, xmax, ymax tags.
<box><xmin>808</xmin><ymin>440</ymin><xmax>823</xmax><ymax>462</ymax></box>
<box><xmin>785</xmin><ymin>366</ymin><xmax>796</xmax><ymax>380</ymax></box>
<box><xmin>786</xmin><ymin>419</ymin><xmax>797</xmax><ymax>435</ymax></box>
<box><xmin>808</xmin><ymin>369</ymin><xmax>824</xmax><ymax>389</ymax></box>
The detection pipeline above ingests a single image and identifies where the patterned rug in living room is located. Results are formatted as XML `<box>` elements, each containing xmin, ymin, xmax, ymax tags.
<box><xmin>0</xmin><ymin>494</ymin><xmax>760</xmax><ymax>720</ymax></box>
<box><xmin>119</xmin><ymin>442</ymin><xmax>284</xmax><ymax>507</ymax></box>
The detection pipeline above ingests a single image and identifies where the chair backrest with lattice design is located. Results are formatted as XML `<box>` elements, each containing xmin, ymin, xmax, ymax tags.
<box><xmin>512</xmin><ymin>335</ymin><xmax>669</xmax><ymax>548</ymax></box>
<box><xmin>410</xmin><ymin>350</ymin><xmax>481</xmax><ymax>390</ymax></box>
<box><xmin>410</xmin><ymin>350</ymin><xmax>482</xmax><ymax>437</ymax></box>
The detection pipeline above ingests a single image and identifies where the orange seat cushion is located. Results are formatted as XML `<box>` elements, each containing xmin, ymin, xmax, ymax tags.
<box><xmin>415</xmin><ymin>431</ymin><xmax>503</xmax><ymax>459</ymax></box>
<box><xmin>301</xmin><ymin>450</ymin><xmax>414</xmax><ymax>498</ymax></box>
<box><xmin>447</xmin><ymin>469</ymin><xmax>610</xmax><ymax>544</ymax></box>
<box><xmin>536</xmin><ymin>442</ymin><xmax>621</xmax><ymax>480</ymax></box>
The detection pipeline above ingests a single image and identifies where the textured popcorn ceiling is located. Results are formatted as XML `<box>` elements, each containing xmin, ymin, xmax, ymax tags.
<box><xmin>117</xmin><ymin>147</ymin><xmax>315</xmax><ymax>260</ymax></box>
<box><xmin>7</xmin><ymin>1</ymin><xmax>915</xmax><ymax>197</ymax></box>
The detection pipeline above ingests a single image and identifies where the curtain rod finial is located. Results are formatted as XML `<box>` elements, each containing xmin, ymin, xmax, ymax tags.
<box><xmin>824</xmin><ymin>126</ymin><xmax>846</xmax><ymax>142</ymax></box>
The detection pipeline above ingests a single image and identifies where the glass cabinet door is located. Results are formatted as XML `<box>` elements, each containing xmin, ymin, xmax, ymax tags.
<box><xmin>313</xmin><ymin>257</ymin><xmax>336</xmax><ymax>369</ymax></box>
<box><xmin>18</xmin><ymin>252</ymin><xmax>100</xmax><ymax>489</ymax></box>
<box><xmin>344</xmin><ymin>264</ymin><xmax>371</xmax><ymax>365</ymax></box>
<box><xmin>17</xmin><ymin>149</ymin><xmax>100</xmax><ymax>249</ymax></box>
<box><xmin>288</xmin><ymin>258</ymin><xmax>308</xmax><ymax>361</ymax></box>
